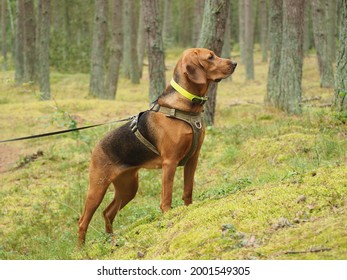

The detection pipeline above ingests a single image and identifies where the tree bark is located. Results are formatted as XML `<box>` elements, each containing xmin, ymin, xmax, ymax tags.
<box><xmin>278</xmin><ymin>0</ymin><xmax>305</xmax><ymax>115</ymax></box>
<box><xmin>259</xmin><ymin>0</ymin><xmax>268</xmax><ymax>62</ymax></box>
<box><xmin>37</xmin><ymin>0</ymin><xmax>51</xmax><ymax>100</ymax></box>
<box><xmin>137</xmin><ymin>0</ymin><xmax>145</xmax><ymax>78</ymax></box>
<box><xmin>265</xmin><ymin>0</ymin><xmax>282</xmax><ymax>105</ymax></box>
<box><xmin>6</xmin><ymin>0</ymin><xmax>15</xmax><ymax>61</ymax></box>
<box><xmin>142</xmin><ymin>0</ymin><xmax>166</xmax><ymax>103</ymax></box>
<box><xmin>311</xmin><ymin>0</ymin><xmax>334</xmax><ymax>88</ymax></box>
<box><xmin>23</xmin><ymin>0</ymin><xmax>36</xmax><ymax>82</ymax></box>
<box><xmin>303</xmin><ymin>0</ymin><xmax>311</xmax><ymax>55</ymax></box>
<box><xmin>192</xmin><ymin>0</ymin><xmax>204</xmax><ymax>47</ymax></box>
<box><xmin>123</xmin><ymin>0</ymin><xmax>139</xmax><ymax>84</ymax></box>
<box><xmin>15</xmin><ymin>0</ymin><xmax>24</xmax><ymax>84</ymax></box>
<box><xmin>244</xmin><ymin>0</ymin><xmax>254</xmax><ymax>80</ymax></box>
<box><xmin>197</xmin><ymin>0</ymin><xmax>229</xmax><ymax>126</ymax></box>
<box><xmin>2</xmin><ymin>0</ymin><xmax>7</xmax><ymax>71</ymax></box>
<box><xmin>238</xmin><ymin>0</ymin><xmax>245</xmax><ymax>64</ymax></box>
<box><xmin>104</xmin><ymin>0</ymin><xmax>123</xmax><ymax>100</ymax></box>
<box><xmin>222</xmin><ymin>2</ymin><xmax>231</xmax><ymax>59</ymax></box>
<box><xmin>89</xmin><ymin>0</ymin><xmax>107</xmax><ymax>97</ymax></box>
<box><xmin>333</xmin><ymin>0</ymin><xmax>347</xmax><ymax>111</ymax></box>
<box><xmin>326</xmin><ymin>0</ymin><xmax>337</xmax><ymax>63</ymax></box>
<box><xmin>162</xmin><ymin>0</ymin><xmax>173</xmax><ymax>48</ymax></box>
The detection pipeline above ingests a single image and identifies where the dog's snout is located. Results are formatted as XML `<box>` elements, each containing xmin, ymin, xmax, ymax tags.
<box><xmin>231</xmin><ymin>61</ymin><xmax>237</xmax><ymax>69</ymax></box>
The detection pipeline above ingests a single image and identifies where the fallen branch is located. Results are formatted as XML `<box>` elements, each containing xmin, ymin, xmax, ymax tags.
<box><xmin>229</xmin><ymin>100</ymin><xmax>263</xmax><ymax>107</ymax></box>
<box><xmin>284</xmin><ymin>247</ymin><xmax>331</xmax><ymax>255</ymax></box>
<box><xmin>301</xmin><ymin>96</ymin><xmax>322</xmax><ymax>103</ymax></box>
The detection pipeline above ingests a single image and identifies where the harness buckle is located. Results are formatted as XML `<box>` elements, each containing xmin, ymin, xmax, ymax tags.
<box><xmin>150</xmin><ymin>103</ymin><xmax>160</xmax><ymax>112</ymax></box>
<box><xmin>130</xmin><ymin>116</ymin><xmax>138</xmax><ymax>132</ymax></box>
<box><xmin>192</xmin><ymin>97</ymin><xmax>208</xmax><ymax>105</ymax></box>
<box><xmin>169</xmin><ymin>108</ymin><xmax>176</xmax><ymax>117</ymax></box>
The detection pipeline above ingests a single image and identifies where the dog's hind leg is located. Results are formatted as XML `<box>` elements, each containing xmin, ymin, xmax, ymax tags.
<box><xmin>103</xmin><ymin>169</ymin><xmax>139</xmax><ymax>238</ymax></box>
<box><xmin>78</xmin><ymin>148</ymin><xmax>115</xmax><ymax>246</ymax></box>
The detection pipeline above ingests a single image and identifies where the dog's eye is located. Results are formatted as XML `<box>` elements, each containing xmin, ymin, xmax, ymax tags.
<box><xmin>208</xmin><ymin>54</ymin><xmax>214</xmax><ymax>60</ymax></box>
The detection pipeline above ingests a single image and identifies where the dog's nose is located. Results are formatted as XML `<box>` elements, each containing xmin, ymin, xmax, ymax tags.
<box><xmin>232</xmin><ymin>61</ymin><xmax>237</xmax><ymax>69</ymax></box>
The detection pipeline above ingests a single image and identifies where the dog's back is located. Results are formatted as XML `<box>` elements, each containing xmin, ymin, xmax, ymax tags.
<box><xmin>99</xmin><ymin>111</ymin><xmax>158</xmax><ymax>167</ymax></box>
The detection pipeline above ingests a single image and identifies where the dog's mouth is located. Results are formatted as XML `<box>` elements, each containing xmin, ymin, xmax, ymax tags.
<box><xmin>214</xmin><ymin>78</ymin><xmax>222</xmax><ymax>83</ymax></box>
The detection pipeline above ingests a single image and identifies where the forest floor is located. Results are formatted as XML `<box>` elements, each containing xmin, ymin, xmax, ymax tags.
<box><xmin>0</xmin><ymin>50</ymin><xmax>346</xmax><ymax>260</ymax></box>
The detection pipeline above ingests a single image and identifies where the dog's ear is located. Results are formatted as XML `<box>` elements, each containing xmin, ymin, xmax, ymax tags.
<box><xmin>182</xmin><ymin>52</ymin><xmax>207</xmax><ymax>85</ymax></box>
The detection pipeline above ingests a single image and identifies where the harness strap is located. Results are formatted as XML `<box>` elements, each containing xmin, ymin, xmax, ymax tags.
<box><xmin>155</xmin><ymin>105</ymin><xmax>202</xmax><ymax>166</ymax></box>
<box><xmin>130</xmin><ymin>114</ymin><xmax>160</xmax><ymax>155</ymax></box>
<box><xmin>131</xmin><ymin>105</ymin><xmax>203</xmax><ymax>166</ymax></box>
<box><xmin>133</xmin><ymin>129</ymin><xmax>160</xmax><ymax>155</ymax></box>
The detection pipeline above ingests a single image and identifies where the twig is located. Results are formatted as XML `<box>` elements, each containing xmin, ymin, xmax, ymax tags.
<box><xmin>229</xmin><ymin>100</ymin><xmax>263</xmax><ymax>107</ymax></box>
<box><xmin>301</xmin><ymin>96</ymin><xmax>322</xmax><ymax>103</ymax></box>
<box><xmin>284</xmin><ymin>247</ymin><xmax>331</xmax><ymax>255</ymax></box>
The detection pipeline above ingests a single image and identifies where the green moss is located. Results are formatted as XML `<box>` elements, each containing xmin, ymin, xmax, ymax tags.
<box><xmin>105</xmin><ymin>164</ymin><xmax>347</xmax><ymax>260</ymax></box>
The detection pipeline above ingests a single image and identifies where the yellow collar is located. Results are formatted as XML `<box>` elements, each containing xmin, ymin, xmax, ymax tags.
<box><xmin>170</xmin><ymin>78</ymin><xmax>208</xmax><ymax>105</ymax></box>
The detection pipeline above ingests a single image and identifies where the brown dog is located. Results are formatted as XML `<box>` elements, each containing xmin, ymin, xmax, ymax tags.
<box><xmin>78</xmin><ymin>48</ymin><xmax>237</xmax><ymax>245</ymax></box>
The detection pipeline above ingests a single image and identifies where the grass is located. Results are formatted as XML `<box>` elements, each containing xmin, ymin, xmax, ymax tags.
<box><xmin>0</xmin><ymin>50</ymin><xmax>346</xmax><ymax>260</ymax></box>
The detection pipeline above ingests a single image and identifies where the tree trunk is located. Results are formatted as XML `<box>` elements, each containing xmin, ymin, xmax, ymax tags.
<box><xmin>244</xmin><ymin>0</ymin><xmax>254</xmax><ymax>80</ymax></box>
<box><xmin>129</xmin><ymin>0</ymin><xmax>139</xmax><ymax>84</ymax></box>
<box><xmin>178</xmin><ymin>0</ymin><xmax>192</xmax><ymax>47</ymax></box>
<box><xmin>105</xmin><ymin>0</ymin><xmax>123</xmax><ymax>100</ymax></box>
<box><xmin>2</xmin><ymin>0</ymin><xmax>7</xmax><ymax>71</ymax></box>
<box><xmin>259</xmin><ymin>0</ymin><xmax>268</xmax><ymax>62</ymax></box>
<box><xmin>37</xmin><ymin>0</ymin><xmax>50</xmax><ymax>100</ymax></box>
<box><xmin>7</xmin><ymin>0</ymin><xmax>15</xmax><ymax>62</ymax></box>
<box><xmin>162</xmin><ymin>0</ymin><xmax>172</xmax><ymax>48</ymax></box>
<box><xmin>333</xmin><ymin>0</ymin><xmax>347</xmax><ymax>111</ymax></box>
<box><xmin>303</xmin><ymin>0</ymin><xmax>311</xmax><ymax>55</ymax></box>
<box><xmin>238</xmin><ymin>0</ymin><xmax>245</xmax><ymax>64</ymax></box>
<box><xmin>197</xmin><ymin>0</ymin><xmax>229</xmax><ymax>126</ymax></box>
<box><xmin>265</xmin><ymin>0</ymin><xmax>282</xmax><ymax>105</ymax></box>
<box><xmin>326</xmin><ymin>0</ymin><xmax>337</xmax><ymax>63</ymax></box>
<box><xmin>142</xmin><ymin>0</ymin><xmax>166</xmax><ymax>103</ymax></box>
<box><xmin>311</xmin><ymin>0</ymin><xmax>334</xmax><ymax>88</ymax></box>
<box><xmin>137</xmin><ymin>0</ymin><xmax>145</xmax><ymax>78</ymax></box>
<box><xmin>123</xmin><ymin>0</ymin><xmax>139</xmax><ymax>84</ymax></box>
<box><xmin>89</xmin><ymin>0</ymin><xmax>107</xmax><ymax>97</ymax></box>
<box><xmin>278</xmin><ymin>0</ymin><xmax>305</xmax><ymax>115</ymax></box>
<box><xmin>23</xmin><ymin>0</ymin><xmax>36</xmax><ymax>82</ymax></box>
<box><xmin>222</xmin><ymin>2</ymin><xmax>231</xmax><ymax>59</ymax></box>
<box><xmin>122</xmin><ymin>0</ymin><xmax>130</xmax><ymax>79</ymax></box>
<box><xmin>15</xmin><ymin>0</ymin><xmax>24</xmax><ymax>84</ymax></box>
<box><xmin>192</xmin><ymin>0</ymin><xmax>204</xmax><ymax>47</ymax></box>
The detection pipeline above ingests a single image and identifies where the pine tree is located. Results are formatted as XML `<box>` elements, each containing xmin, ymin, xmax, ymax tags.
<box><xmin>23</xmin><ymin>0</ymin><xmax>36</xmax><ymax>82</ymax></box>
<box><xmin>277</xmin><ymin>0</ymin><xmax>305</xmax><ymax>115</ymax></box>
<box><xmin>142</xmin><ymin>0</ymin><xmax>166</xmax><ymax>102</ymax></box>
<box><xmin>333</xmin><ymin>0</ymin><xmax>347</xmax><ymax>111</ymax></box>
<box><xmin>123</xmin><ymin>0</ymin><xmax>139</xmax><ymax>84</ymax></box>
<box><xmin>2</xmin><ymin>0</ymin><xmax>7</xmax><ymax>71</ymax></box>
<box><xmin>105</xmin><ymin>0</ymin><xmax>123</xmax><ymax>100</ymax></box>
<box><xmin>89</xmin><ymin>0</ymin><xmax>107</xmax><ymax>98</ymax></box>
<box><xmin>15</xmin><ymin>0</ymin><xmax>24</xmax><ymax>84</ymax></box>
<box><xmin>311</xmin><ymin>0</ymin><xmax>334</xmax><ymax>88</ymax></box>
<box><xmin>265</xmin><ymin>0</ymin><xmax>282</xmax><ymax>105</ymax></box>
<box><xmin>244</xmin><ymin>0</ymin><xmax>254</xmax><ymax>80</ymax></box>
<box><xmin>37</xmin><ymin>0</ymin><xmax>51</xmax><ymax>100</ymax></box>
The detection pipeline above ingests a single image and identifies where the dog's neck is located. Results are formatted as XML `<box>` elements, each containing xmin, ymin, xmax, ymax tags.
<box><xmin>157</xmin><ymin>75</ymin><xmax>209</xmax><ymax>114</ymax></box>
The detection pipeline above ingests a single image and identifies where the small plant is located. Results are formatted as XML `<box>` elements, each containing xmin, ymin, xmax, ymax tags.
<box><xmin>198</xmin><ymin>177</ymin><xmax>252</xmax><ymax>200</ymax></box>
<box><xmin>38</xmin><ymin>100</ymin><xmax>80</xmax><ymax>139</ymax></box>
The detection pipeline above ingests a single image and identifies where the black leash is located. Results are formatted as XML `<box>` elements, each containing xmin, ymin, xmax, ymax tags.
<box><xmin>0</xmin><ymin>116</ymin><xmax>135</xmax><ymax>143</ymax></box>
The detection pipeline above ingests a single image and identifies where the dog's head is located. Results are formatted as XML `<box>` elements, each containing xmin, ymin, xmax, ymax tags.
<box><xmin>179</xmin><ymin>48</ymin><xmax>237</xmax><ymax>85</ymax></box>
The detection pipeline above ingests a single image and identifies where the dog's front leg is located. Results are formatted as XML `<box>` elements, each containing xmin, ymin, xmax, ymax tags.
<box><xmin>183</xmin><ymin>153</ymin><xmax>200</xmax><ymax>206</ymax></box>
<box><xmin>160</xmin><ymin>160</ymin><xmax>177</xmax><ymax>212</ymax></box>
